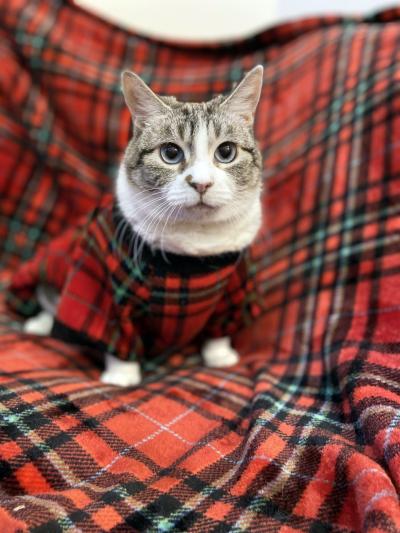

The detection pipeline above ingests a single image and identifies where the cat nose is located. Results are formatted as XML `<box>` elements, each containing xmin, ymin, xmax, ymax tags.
<box><xmin>185</xmin><ymin>175</ymin><xmax>213</xmax><ymax>194</ymax></box>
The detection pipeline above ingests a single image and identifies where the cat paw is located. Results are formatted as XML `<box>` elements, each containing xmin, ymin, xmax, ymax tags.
<box><xmin>202</xmin><ymin>337</ymin><xmax>240</xmax><ymax>368</ymax></box>
<box><xmin>23</xmin><ymin>311</ymin><xmax>54</xmax><ymax>336</ymax></box>
<box><xmin>101</xmin><ymin>354</ymin><xmax>142</xmax><ymax>387</ymax></box>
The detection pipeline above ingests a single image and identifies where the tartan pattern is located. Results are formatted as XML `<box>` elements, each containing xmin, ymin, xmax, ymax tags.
<box><xmin>7</xmin><ymin>199</ymin><xmax>244</xmax><ymax>361</ymax></box>
<box><xmin>0</xmin><ymin>0</ymin><xmax>400</xmax><ymax>531</ymax></box>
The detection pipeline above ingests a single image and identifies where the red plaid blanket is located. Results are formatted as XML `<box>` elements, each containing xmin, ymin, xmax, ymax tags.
<box><xmin>1</xmin><ymin>1</ymin><xmax>400</xmax><ymax>531</ymax></box>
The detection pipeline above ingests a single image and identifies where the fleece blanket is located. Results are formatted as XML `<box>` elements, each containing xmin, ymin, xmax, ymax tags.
<box><xmin>1</xmin><ymin>1</ymin><xmax>400</xmax><ymax>531</ymax></box>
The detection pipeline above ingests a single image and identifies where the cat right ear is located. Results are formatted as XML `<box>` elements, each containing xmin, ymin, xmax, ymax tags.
<box><xmin>121</xmin><ymin>71</ymin><xmax>170</xmax><ymax>125</ymax></box>
<box><xmin>221</xmin><ymin>65</ymin><xmax>264</xmax><ymax>123</ymax></box>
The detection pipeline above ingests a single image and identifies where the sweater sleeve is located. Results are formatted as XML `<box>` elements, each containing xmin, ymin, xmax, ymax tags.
<box><xmin>53</xmin><ymin>208</ymin><xmax>145</xmax><ymax>362</ymax></box>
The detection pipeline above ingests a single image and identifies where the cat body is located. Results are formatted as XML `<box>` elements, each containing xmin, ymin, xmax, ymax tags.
<box><xmin>35</xmin><ymin>199</ymin><xmax>250</xmax><ymax>384</ymax></box>
<box><xmin>15</xmin><ymin>66</ymin><xmax>264</xmax><ymax>386</ymax></box>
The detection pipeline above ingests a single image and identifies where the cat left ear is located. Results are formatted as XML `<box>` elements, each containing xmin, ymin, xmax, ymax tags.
<box><xmin>121</xmin><ymin>71</ymin><xmax>170</xmax><ymax>125</ymax></box>
<box><xmin>221</xmin><ymin>65</ymin><xmax>264</xmax><ymax>122</ymax></box>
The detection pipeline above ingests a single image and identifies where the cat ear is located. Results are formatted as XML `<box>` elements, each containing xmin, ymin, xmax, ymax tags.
<box><xmin>121</xmin><ymin>71</ymin><xmax>170</xmax><ymax>125</ymax></box>
<box><xmin>221</xmin><ymin>65</ymin><xmax>263</xmax><ymax>122</ymax></box>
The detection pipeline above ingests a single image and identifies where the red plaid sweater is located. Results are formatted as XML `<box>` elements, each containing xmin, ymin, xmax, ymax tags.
<box><xmin>8</xmin><ymin>196</ymin><xmax>252</xmax><ymax>361</ymax></box>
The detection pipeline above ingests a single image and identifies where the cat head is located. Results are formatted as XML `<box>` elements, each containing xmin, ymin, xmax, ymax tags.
<box><xmin>117</xmin><ymin>66</ymin><xmax>264</xmax><ymax>254</ymax></box>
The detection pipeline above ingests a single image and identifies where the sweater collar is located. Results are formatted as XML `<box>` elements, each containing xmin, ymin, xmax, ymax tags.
<box><xmin>112</xmin><ymin>203</ymin><xmax>242</xmax><ymax>276</ymax></box>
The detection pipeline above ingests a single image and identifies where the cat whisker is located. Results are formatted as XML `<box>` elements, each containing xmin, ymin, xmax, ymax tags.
<box><xmin>117</xmin><ymin>218</ymin><xmax>130</xmax><ymax>254</ymax></box>
<box><xmin>132</xmin><ymin>195</ymin><xmax>166</xmax><ymax>213</ymax></box>
<box><xmin>114</xmin><ymin>217</ymin><xmax>128</xmax><ymax>261</ymax></box>
<box><xmin>159</xmin><ymin>203</ymin><xmax>180</xmax><ymax>260</ymax></box>
<box><xmin>172</xmin><ymin>204</ymin><xmax>183</xmax><ymax>225</ymax></box>
<box><xmin>132</xmin><ymin>207</ymin><xmax>161</xmax><ymax>260</ymax></box>
<box><xmin>114</xmin><ymin>216</ymin><xmax>128</xmax><ymax>248</ymax></box>
<box><xmin>118</xmin><ymin>191</ymin><xmax>168</xmax><ymax>256</ymax></box>
<box><xmin>146</xmin><ymin>203</ymin><xmax>175</xmax><ymax>243</ymax></box>
<box><xmin>128</xmin><ymin>197</ymin><xmax>169</xmax><ymax>260</ymax></box>
<box><xmin>133</xmin><ymin>200</ymin><xmax>171</xmax><ymax>264</ymax></box>
<box><xmin>136</xmin><ymin>203</ymin><xmax>172</xmax><ymax>264</ymax></box>
<box><xmin>137</xmin><ymin>201</ymin><xmax>169</xmax><ymax>236</ymax></box>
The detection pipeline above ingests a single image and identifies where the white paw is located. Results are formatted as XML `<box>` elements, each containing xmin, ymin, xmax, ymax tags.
<box><xmin>202</xmin><ymin>337</ymin><xmax>240</xmax><ymax>368</ymax></box>
<box><xmin>23</xmin><ymin>311</ymin><xmax>54</xmax><ymax>336</ymax></box>
<box><xmin>101</xmin><ymin>354</ymin><xmax>142</xmax><ymax>387</ymax></box>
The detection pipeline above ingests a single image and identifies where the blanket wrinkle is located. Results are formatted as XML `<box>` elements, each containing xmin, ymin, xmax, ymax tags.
<box><xmin>1</xmin><ymin>0</ymin><xmax>400</xmax><ymax>531</ymax></box>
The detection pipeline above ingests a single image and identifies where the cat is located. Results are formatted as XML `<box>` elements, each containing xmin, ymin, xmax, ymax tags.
<box><xmin>23</xmin><ymin>65</ymin><xmax>264</xmax><ymax>386</ymax></box>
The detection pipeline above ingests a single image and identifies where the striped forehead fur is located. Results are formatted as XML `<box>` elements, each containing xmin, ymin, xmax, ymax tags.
<box><xmin>124</xmin><ymin>95</ymin><xmax>261</xmax><ymax>182</ymax></box>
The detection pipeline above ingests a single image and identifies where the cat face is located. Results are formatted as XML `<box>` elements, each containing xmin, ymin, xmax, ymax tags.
<box><xmin>118</xmin><ymin>67</ymin><xmax>263</xmax><ymax>236</ymax></box>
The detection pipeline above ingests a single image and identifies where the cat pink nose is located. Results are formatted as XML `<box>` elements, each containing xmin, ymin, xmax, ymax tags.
<box><xmin>186</xmin><ymin>175</ymin><xmax>213</xmax><ymax>194</ymax></box>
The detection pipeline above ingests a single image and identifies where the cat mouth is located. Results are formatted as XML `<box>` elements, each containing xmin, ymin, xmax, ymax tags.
<box><xmin>192</xmin><ymin>200</ymin><xmax>216</xmax><ymax>209</ymax></box>
<box><xmin>192</xmin><ymin>204</ymin><xmax>216</xmax><ymax>211</ymax></box>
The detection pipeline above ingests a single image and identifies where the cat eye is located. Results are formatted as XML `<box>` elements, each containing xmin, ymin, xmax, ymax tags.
<box><xmin>215</xmin><ymin>142</ymin><xmax>237</xmax><ymax>163</ymax></box>
<box><xmin>160</xmin><ymin>143</ymin><xmax>184</xmax><ymax>164</ymax></box>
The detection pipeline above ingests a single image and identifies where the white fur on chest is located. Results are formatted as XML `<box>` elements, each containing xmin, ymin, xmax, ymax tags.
<box><xmin>155</xmin><ymin>205</ymin><xmax>261</xmax><ymax>255</ymax></box>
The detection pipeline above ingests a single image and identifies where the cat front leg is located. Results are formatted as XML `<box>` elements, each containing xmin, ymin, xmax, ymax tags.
<box><xmin>202</xmin><ymin>336</ymin><xmax>239</xmax><ymax>368</ymax></box>
<box><xmin>100</xmin><ymin>353</ymin><xmax>142</xmax><ymax>387</ymax></box>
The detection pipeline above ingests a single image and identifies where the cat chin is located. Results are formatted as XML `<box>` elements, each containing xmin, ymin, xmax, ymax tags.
<box><xmin>151</xmin><ymin>210</ymin><xmax>262</xmax><ymax>256</ymax></box>
<box><xmin>174</xmin><ymin>202</ymin><xmax>231</xmax><ymax>222</ymax></box>
<box><xmin>176</xmin><ymin>200</ymin><xmax>258</xmax><ymax>227</ymax></box>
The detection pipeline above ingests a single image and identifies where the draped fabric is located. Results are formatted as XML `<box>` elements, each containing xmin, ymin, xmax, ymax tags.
<box><xmin>1</xmin><ymin>1</ymin><xmax>400</xmax><ymax>530</ymax></box>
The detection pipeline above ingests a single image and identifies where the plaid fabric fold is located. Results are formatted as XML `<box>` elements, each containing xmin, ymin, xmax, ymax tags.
<box><xmin>1</xmin><ymin>0</ymin><xmax>400</xmax><ymax>531</ymax></box>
